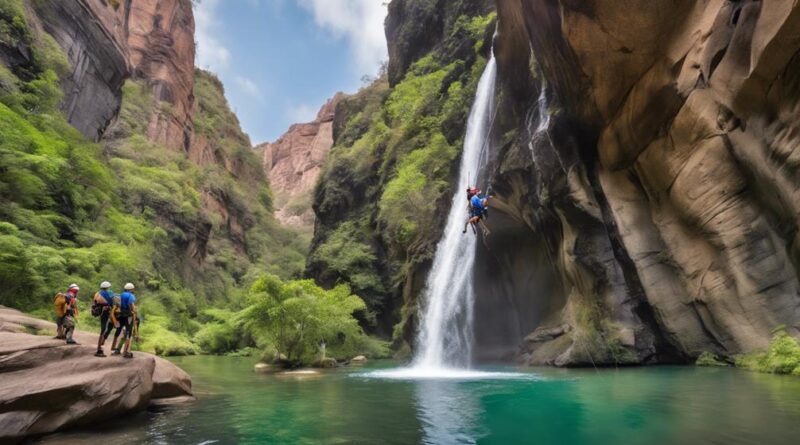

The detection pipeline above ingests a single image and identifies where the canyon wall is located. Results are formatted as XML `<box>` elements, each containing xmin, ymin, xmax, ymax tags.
<box><xmin>479</xmin><ymin>0</ymin><xmax>800</xmax><ymax>365</ymax></box>
<box><xmin>257</xmin><ymin>93</ymin><xmax>344</xmax><ymax>228</ymax></box>
<box><xmin>29</xmin><ymin>0</ymin><xmax>195</xmax><ymax>148</ymax></box>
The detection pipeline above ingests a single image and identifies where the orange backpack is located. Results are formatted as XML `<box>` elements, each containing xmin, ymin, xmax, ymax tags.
<box><xmin>53</xmin><ymin>293</ymin><xmax>67</xmax><ymax>317</ymax></box>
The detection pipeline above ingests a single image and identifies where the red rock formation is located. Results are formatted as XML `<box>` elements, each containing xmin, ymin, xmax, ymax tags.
<box><xmin>126</xmin><ymin>0</ymin><xmax>196</xmax><ymax>151</ymax></box>
<box><xmin>257</xmin><ymin>94</ymin><xmax>345</xmax><ymax>227</ymax></box>
<box><xmin>30</xmin><ymin>0</ymin><xmax>195</xmax><ymax>150</ymax></box>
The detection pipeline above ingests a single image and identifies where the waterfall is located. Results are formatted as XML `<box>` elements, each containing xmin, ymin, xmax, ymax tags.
<box><xmin>528</xmin><ymin>83</ymin><xmax>551</xmax><ymax>155</ymax></box>
<box><xmin>412</xmin><ymin>52</ymin><xmax>497</xmax><ymax>370</ymax></box>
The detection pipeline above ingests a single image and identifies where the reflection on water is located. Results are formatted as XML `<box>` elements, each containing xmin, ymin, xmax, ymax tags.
<box><xmin>415</xmin><ymin>380</ymin><xmax>485</xmax><ymax>445</ymax></box>
<box><xmin>33</xmin><ymin>358</ymin><xmax>800</xmax><ymax>445</ymax></box>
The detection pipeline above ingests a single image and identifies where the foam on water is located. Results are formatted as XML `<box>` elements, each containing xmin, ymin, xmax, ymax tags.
<box><xmin>357</xmin><ymin>366</ymin><xmax>538</xmax><ymax>381</ymax></box>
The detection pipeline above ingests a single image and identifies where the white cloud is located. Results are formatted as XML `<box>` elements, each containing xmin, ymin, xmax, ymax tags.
<box><xmin>296</xmin><ymin>0</ymin><xmax>388</xmax><ymax>75</ymax></box>
<box><xmin>195</xmin><ymin>0</ymin><xmax>231</xmax><ymax>70</ymax></box>
<box><xmin>235</xmin><ymin>76</ymin><xmax>264</xmax><ymax>100</ymax></box>
<box><xmin>287</xmin><ymin>103</ymin><xmax>318</xmax><ymax>123</ymax></box>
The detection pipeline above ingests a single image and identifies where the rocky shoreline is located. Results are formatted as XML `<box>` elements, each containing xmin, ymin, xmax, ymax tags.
<box><xmin>0</xmin><ymin>307</ymin><xmax>193</xmax><ymax>444</ymax></box>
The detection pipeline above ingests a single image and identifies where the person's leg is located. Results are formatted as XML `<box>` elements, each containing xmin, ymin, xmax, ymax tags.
<box><xmin>64</xmin><ymin>316</ymin><xmax>77</xmax><ymax>344</ymax></box>
<box><xmin>111</xmin><ymin>318</ymin><xmax>123</xmax><ymax>354</ymax></box>
<box><xmin>122</xmin><ymin>321</ymin><xmax>133</xmax><ymax>357</ymax></box>
<box><xmin>96</xmin><ymin>311</ymin><xmax>109</xmax><ymax>356</ymax></box>
<box><xmin>469</xmin><ymin>216</ymin><xmax>479</xmax><ymax>234</ymax></box>
<box><xmin>55</xmin><ymin>316</ymin><xmax>63</xmax><ymax>339</ymax></box>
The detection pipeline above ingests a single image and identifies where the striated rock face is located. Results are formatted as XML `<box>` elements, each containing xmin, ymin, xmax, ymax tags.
<box><xmin>127</xmin><ymin>0</ymin><xmax>196</xmax><ymax>151</ymax></box>
<box><xmin>29</xmin><ymin>0</ymin><xmax>129</xmax><ymax>141</ymax></box>
<box><xmin>0</xmin><ymin>307</ymin><xmax>193</xmax><ymax>443</ymax></box>
<box><xmin>257</xmin><ymin>94</ymin><xmax>344</xmax><ymax>227</ymax></box>
<box><xmin>480</xmin><ymin>0</ymin><xmax>800</xmax><ymax>366</ymax></box>
<box><xmin>29</xmin><ymin>0</ymin><xmax>195</xmax><ymax>148</ymax></box>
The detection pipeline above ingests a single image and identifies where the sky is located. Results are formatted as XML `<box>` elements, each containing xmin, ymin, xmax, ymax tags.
<box><xmin>194</xmin><ymin>0</ymin><xmax>388</xmax><ymax>144</ymax></box>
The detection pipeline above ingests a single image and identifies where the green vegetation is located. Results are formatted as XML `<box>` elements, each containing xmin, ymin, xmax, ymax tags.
<box><xmin>735</xmin><ymin>329</ymin><xmax>800</xmax><ymax>376</ymax></box>
<box><xmin>696</xmin><ymin>351</ymin><xmax>729</xmax><ymax>367</ymax></box>
<box><xmin>242</xmin><ymin>274</ymin><xmax>388</xmax><ymax>366</ymax></box>
<box><xmin>0</xmin><ymin>5</ymin><xmax>316</xmax><ymax>357</ymax></box>
<box><xmin>310</xmin><ymin>13</ymin><xmax>496</xmax><ymax>342</ymax></box>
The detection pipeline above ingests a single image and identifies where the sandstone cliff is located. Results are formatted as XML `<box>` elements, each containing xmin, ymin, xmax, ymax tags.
<box><xmin>477</xmin><ymin>0</ymin><xmax>800</xmax><ymax>365</ymax></box>
<box><xmin>257</xmin><ymin>93</ymin><xmax>345</xmax><ymax>228</ymax></box>
<box><xmin>29</xmin><ymin>0</ymin><xmax>195</xmax><ymax>147</ymax></box>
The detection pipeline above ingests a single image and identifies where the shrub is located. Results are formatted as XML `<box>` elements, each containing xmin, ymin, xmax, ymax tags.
<box><xmin>241</xmin><ymin>274</ymin><xmax>370</xmax><ymax>365</ymax></box>
<box><xmin>696</xmin><ymin>351</ymin><xmax>728</xmax><ymax>367</ymax></box>
<box><xmin>735</xmin><ymin>329</ymin><xmax>800</xmax><ymax>376</ymax></box>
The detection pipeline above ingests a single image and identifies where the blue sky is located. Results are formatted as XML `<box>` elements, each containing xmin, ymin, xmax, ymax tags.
<box><xmin>195</xmin><ymin>0</ymin><xmax>388</xmax><ymax>144</ymax></box>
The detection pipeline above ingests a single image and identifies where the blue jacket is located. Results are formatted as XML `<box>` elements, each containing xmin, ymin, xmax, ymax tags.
<box><xmin>99</xmin><ymin>290</ymin><xmax>114</xmax><ymax>306</ymax></box>
<box><xmin>120</xmin><ymin>291</ymin><xmax>136</xmax><ymax>314</ymax></box>
<box><xmin>470</xmin><ymin>195</ymin><xmax>485</xmax><ymax>212</ymax></box>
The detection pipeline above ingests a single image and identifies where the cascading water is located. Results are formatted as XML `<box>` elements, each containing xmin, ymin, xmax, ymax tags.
<box><xmin>528</xmin><ymin>82</ymin><xmax>551</xmax><ymax>154</ymax></box>
<box><xmin>412</xmin><ymin>51</ymin><xmax>498</xmax><ymax>371</ymax></box>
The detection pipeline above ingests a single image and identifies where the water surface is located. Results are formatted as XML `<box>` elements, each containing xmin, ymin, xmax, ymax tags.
<box><xmin>36</xmin><ymin>356</ymin><xmax>800</xmax><ymax>445</ymax></box>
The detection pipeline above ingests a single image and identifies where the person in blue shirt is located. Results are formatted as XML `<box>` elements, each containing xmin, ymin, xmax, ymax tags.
<box><xmin>463</xmin><ymin>187</ymin><xmax>491</xmax><ymax>236</ymax></box>
<box><xmin>93</xmin><ymin>281</ymin><xmax>117</xmax><ymax>357</ymax></box>
<box><xmin>111</xmin><ymin>283</ymin><xmax>137</xmax><ymax>358</ymax></box>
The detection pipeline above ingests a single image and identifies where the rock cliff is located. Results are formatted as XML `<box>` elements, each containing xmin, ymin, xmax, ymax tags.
<box><xmin>257</xmin><ymin>93</ymin><xmax>345</xmax><ymax>228</ymax></box>
<box><xmin>308</xmin><ymin>0</ymin><xmax>495</xmax><ymax>339</ymax></box>
<box><xmin>476</xmin><ymin>0</ymin><xmax>800</xmax><ymax>365</ymax></box>
<box><xmin>29</xmin><ymin>0</ymin><xmax>195</xmax><ymax>147</ymax></box>
<box><xmin>310</xmin><ymin>0</ymin><xmax>800</xmax><ymax>366</ymax></box>
<box><xmin>0</xmin><ymin>307</ymin><xmax>193</xmax><ymax>444</ymax></box>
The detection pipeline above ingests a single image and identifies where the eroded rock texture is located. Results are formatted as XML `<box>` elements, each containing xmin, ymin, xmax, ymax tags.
<box><xmin>483</xmin><ymin>0</ymin><xmax>800</xmax><ymax>366</ymax></box>
<box><xmin>257</xmin><ymin>94</ymin><xmax>345</xmax><ymax>228</ymax></box>
<box><xmin>29</xmin><ymin>0</ymin><xmax>195</xmax><ymax>147</ymax></box>
<box><xmin>0</xmin><ymin>307</ymin><xmax>193</xmax><ymax>443</ymax></box>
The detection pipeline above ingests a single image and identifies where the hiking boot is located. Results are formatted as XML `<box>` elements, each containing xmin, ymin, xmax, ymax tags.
<box><xmin>66</xmin><ymin>340</ymin><xmax>78</xmax><ymax>345</ymax></box>
<box><xmin>123</xmin><ymin>352</ymin><xmax>133</xmax><ymax>359</ymax></box>
<box><xmin>111</xmin><ymin>349</ymin><xmax>121</xmax><ymax>356</ymax></box>
<box><xmin>95</xmin><ymin>350</ymin><xmax>106</xmax><ymax>357</ymax></box>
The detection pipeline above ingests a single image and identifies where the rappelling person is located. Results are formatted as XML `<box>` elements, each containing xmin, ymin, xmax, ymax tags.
<box><xmin>463</xmin><ymin>187</ymin><xmax>491</xmax><ymax>236</ymax></box>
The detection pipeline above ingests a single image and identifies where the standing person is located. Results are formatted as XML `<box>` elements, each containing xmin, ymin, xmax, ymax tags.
<box><xmin>111</xmin><ymin>283</ymin><xmax>137</xmax><ymax>358</ymax></box>
<box><xmin>53</xmin><ymin>289</ymin><xmax>69</xmax><ymax>340</ymax></box>
<box><xmin>92</xmin><ymin>281</ymin><xmax>116</xmax><ymax>357</ymax></box>
<box><xmin>62</xmin><ymin>284</ymin><xmax>80</xmax><ymax>345</ymax></box>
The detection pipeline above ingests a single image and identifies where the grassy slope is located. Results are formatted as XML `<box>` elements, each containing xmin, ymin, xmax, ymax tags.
<box><xmin>308</xmin><ymin>13</ymin><xmax>496</xmax><ymax>344</ymax></box>
<box><xmin>0</xmin><ymin>0</ymin><xmax>306</xmax><ymax>355</ymax></box>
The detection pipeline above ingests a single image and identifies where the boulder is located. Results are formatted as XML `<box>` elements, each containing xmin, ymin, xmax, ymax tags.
<box><xmin>152</xmin><ymin>356</ymin><xmax>193</xmax><ymax>400</ymax></box>
<box><xmin>0</xmin><ymin>307</ymin><xmax>193</xmax><ymax>443</ymax></box>
<box><xmin>312</xmin><ymin>357</ymin><xmax>338</xmax><ymax>369</ymax></box>
<box><xmin>350</xmin><ymin>355</ymin><xmax>368</xmax><ymax>363</ymax></box>
<box><xmin>253</xmin><ymin>362</ymin><xmax>274</xmax><ymax>373</ymax></box>
<box><xmin>0</xmin><ymin>333</ymin><xmax>155</xmax><ymax>444</ymax></box>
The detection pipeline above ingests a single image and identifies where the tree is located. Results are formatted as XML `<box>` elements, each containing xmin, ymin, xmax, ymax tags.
<box><xmin>241</xmin><ymin>274</ymin><xmax>368</xmax><ymax>365</ymax></box>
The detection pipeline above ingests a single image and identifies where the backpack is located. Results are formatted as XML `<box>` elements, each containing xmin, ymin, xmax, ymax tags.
<box><xmin>90</xmin><ymin>293</ymin><xmax>103</xmax><ymax>317</ymax></box>
<box><xmin>114</xmin><ymin>295</ymin><xmax>132</xmax><ymax>318</ymax></box>
<box><xmin>54</xmin><ymin>293</ymin><xmax>67</xmax><ymax>317</ymax></box>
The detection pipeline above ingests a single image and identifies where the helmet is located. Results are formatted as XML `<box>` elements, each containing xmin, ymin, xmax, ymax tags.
<box><xmin>68</xmin><ymin>284</ymin><xmax>80</xmax><ymax>291</ymax></box>
<box><xmin>100</xmin><ymin>281</ymin><xmax>112</xmax><ymax>289</ymax></box>
<box><xmin>124</xmin><ymin>283</ymin><xmax>135</xmax><ymax>291</ymax></box>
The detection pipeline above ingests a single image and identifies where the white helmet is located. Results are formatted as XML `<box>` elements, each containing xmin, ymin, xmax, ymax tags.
<box><xmin>100</xmin><ymin>281</ymin><xmax>112</xmax><ymax>289</ymax></box>
<box><xmin>124</xmin><ymin>283</ymin><xmax>135</xmax><ymax>290</ymax></box>
<box><xmin>68</xmin><ymin>284</ymin><xmax>80</xmax><ymax>291</ymax></box>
